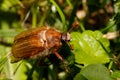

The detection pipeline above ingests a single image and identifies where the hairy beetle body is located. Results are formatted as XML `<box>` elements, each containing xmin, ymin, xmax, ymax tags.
<box><xmin>11</xmin><ymin>27</ymin><xmax>70</xmax><ymax>63</ymax></box>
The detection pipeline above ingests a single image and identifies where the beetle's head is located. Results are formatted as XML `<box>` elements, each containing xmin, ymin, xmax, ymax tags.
<box><xmin>61</xmin><ymin>32</ymin><xmax>70</xmax><ymax>42</ymax></box>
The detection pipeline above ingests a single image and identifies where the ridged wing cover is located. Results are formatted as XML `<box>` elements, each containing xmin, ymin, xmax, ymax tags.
<box><xmin>11</xmin><ymin>27</ymin><xmax>48</xmax><ymax>62</ymax></box>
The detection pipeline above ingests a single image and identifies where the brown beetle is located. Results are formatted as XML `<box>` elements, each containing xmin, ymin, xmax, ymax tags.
<box><xmin>11</xmin><ymin>27</ymin><xmax>70</xmax><ymax>69</ymax></box>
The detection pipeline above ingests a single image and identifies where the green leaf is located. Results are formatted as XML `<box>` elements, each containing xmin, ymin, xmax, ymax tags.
<box><xmin>111</xmin><ymin>70</ymin><xmax>120</xmax><ymax>78</ymax></box>
<box><xmin>0</xmin><ymin>29</ymin><xmax>18</xmax><ymax>37</ymax></box>
<box><xmin>75</xmin><ymin>64</ymin><xmax>113</xmax><ymax>80</ymax></box>
<box><xmin>0</xmin><ymin>46</ymin><xmax>12</xmax><ymax>79</ymax></box>
<box><xmin>70</xmin><ymin>30</ymin><xmax>110</xmax><ymax>65</ymax></box>
<box><xmin>13</xmin><ymin>62</ymin><xmax>31</xmax><ymax>80</ymax></box>
<box><xmin>0</xmin><ymin>0</ymin><xmax>19</xmax><ymax>12</ymax></box>
<box><xmin>74</xmin><ymin>72</ymin><xmax>87</xmax><ymax>80</ymax></box>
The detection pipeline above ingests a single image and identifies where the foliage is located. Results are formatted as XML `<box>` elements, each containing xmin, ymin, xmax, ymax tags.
<box><xmin>0</xmin><ymin>0</ymin><xmax>120</xmax><ymax>80</ymax></box>
<box><xmin>74</xmin><ymin>64</ymin><xmax>113</xmax><ymax>80</ymax></box>
<box><xmin>70</xmin><ymin>31</ymin><xmax>110</xmax><ymax>65</ymax></box>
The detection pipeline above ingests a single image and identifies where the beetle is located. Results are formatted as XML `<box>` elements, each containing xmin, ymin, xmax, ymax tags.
<box><xmin>11</xmin><ymin>26</ymin><xmax>70</xmax><ymax>70</ymax></box>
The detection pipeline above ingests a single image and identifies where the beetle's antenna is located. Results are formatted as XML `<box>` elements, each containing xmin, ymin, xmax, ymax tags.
<box><xmin>68</xmin><ymin>21</ymin><xmax>79</xmax><ymax>32</ymax></box>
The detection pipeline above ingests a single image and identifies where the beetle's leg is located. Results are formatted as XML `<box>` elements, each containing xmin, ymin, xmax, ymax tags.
<box><xmin>69</xmin><ymin>44</ymin><xmax>74</xmax><ymax>50</ymax></box>
<box><xmin>54</xmin><ymin>52</ymin><xmax>68</xmax><ymax>72</ymax></box>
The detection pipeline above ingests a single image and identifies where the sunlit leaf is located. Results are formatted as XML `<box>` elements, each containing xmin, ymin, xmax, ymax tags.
<box><xmin>70</xmin><ymin>30</ymin><xmax>110</xmax><ymax>65</ymax></box>
<box><xmin>0</xmin><ymin>45</ymin><xmax>11</xmax><ymax>79</ymax></box>
<box><xmin>13</xmin><ymin>62</ymin><xmax>31</xmax><ymax>80</ymax></box>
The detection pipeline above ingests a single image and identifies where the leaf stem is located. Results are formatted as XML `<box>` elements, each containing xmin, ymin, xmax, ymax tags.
<box><xmin>31</xmin><ymin>4</ymin><xmax>37</xmax><ymax>28</ymax></box>
<box><xmin>50</xmin><ymin>0</ymin><xmax>66</xmax><ymax>27</ymax></box>
<box><xmin>68</xmin><ymin>0</ymin><xmax>80</xmax><ymax>31</ymax></box>
<box><xmin>27</xmin><ymin>59</ymin><xmax>39</xmax><ymax>80</ymax></box>
<box><xmin>79</xmin><ymin>22</ymin><xmax>85</xmax><ymax>32</ymax></box>
<box><xmin>66</xmin><ymin>0</ymin><xmax>73</xmax><ymax>8</ymax></box>
<box><xmin>108</xmin><ymin>61</ymin><xmax>113</xmax><ymax>70</ymax></box>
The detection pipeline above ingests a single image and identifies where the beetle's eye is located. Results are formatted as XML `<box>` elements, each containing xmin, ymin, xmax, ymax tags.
<box><xmin>61</xmin><ymin>32</ymin><xmax>70</xmax><ymax>42</ymax></box>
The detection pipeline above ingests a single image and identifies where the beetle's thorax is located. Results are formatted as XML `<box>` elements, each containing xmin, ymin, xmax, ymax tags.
<box><xmin>46</xmin><ymin>28</ymin><xmax>62</xmax><ymax>49</ymax></box>
<box><xmin>37</xmin><ymin>27</ymin><xmax>62</xmax><ymax>49</ymax></box>
<box><xmin>38</xmin><ymin>28</ymin><xmax>48</xmax><ymax>48</ymax></box>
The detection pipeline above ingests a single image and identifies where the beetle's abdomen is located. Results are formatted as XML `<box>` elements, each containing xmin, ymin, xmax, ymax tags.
<box><xmin>12</xmin><ymin>35</ymin><xmax>45</xmax><ymax>58</ymax></box>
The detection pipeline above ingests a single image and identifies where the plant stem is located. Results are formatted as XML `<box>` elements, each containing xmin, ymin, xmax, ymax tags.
<box><xmin>39</xmin><ymin>11</ymin><xmax>47</xmax><ymax>26</ymax></box>
<box><xmin>108</xmin><ymin>61</ymin><xmax>113</xmax><ymax>70</ymax></box>
<box><xmin>31</xmin><ymin>4</ymin><xmax>37</xmax><ymax>28</ymax></box>
<box><xmin>66</xmin><ymin>0</ymin><xmax>73</xmax><ymax>8</ymax></box>
<box><xmin>50</xmin><ymin>0</ymin><xmax>66</xmax><ymax>27</ymax></box>
<box><xmin>79</xmin><ymin>22</ymin><xmax>85</xmax><ymax>32</ymax></box>
<box><xmin>68</xmin><ymin>0</ymin><xmax>80</xmax><ymax>31</ymax></box>
<box><xmin>27</xmin><ymin>59</ymin><xmax>39</xmax><ymax>80</ymax></box>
